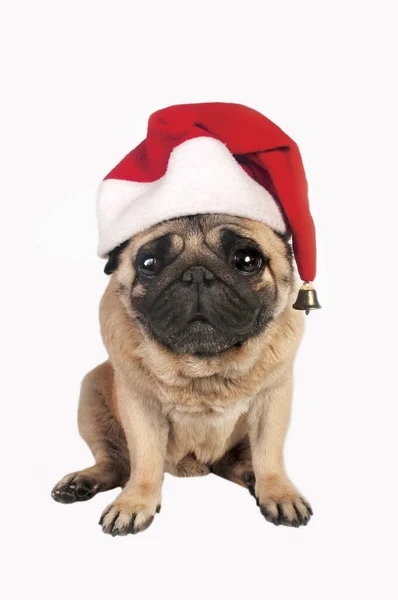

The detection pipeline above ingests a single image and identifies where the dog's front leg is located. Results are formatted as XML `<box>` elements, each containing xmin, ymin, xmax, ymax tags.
<box><xmin>99</xmin><ymin>372</ymin><xmax>168</xmax><ymax>536</ymax></box>
<box><xmin>247</xmin><ymin>373</ymin><xmax>312</xmax><ymax>527</ymax></box>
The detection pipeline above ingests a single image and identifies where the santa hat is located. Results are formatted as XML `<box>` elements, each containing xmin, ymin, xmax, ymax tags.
<box><xmin>97</xmin><ymin>102</ymin><xmax>320</xmax><ymax>312</ymax></box>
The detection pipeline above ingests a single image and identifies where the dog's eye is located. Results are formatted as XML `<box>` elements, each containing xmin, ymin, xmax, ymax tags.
<box><xmin>138</xmin><ymin>256</ymin><xmax>159</xmax><ymax>277</ymax></box>
<box><xmin>232</xmin><ymin>249</ymin><xmax>263</xmax><ymax>274</ymax></box>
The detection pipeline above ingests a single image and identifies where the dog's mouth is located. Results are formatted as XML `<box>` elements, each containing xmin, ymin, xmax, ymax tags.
<box><xmin>189</xmin><ymin>312</ymin><xmax>208</xmax><ymax>323</ymax></box>
<box><xmin>133</xmin><ymin>291</ymin><xmax>270</xmax><ymax>356</ymax></box>
<box><xmin>137</xmin><ymin>311</ymin><xmax>253</xmax><ymax>356</ymax></box>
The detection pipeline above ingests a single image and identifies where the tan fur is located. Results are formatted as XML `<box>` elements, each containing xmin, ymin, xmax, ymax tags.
<box><xmin>52</xmin><ymin>215</ymin><xmax>312</xmax><ymax>532</ymax></box>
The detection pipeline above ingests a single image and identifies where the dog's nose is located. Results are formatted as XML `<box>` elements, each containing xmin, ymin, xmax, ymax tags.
<box><xmin>181</xmin><ymin>266</ymin><xmax>215</xmax><ymax>284</ymax></box>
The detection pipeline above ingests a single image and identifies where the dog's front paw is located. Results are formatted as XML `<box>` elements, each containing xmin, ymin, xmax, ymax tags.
<box><xmin>255</xmin><ymin>475</ymin><xmax>312</xmax><ymax>528</ymax></box>
<box><xmin>99</xmin><ymin>493</ymin><xmax>161</xmax><ymax>536</ymax></box>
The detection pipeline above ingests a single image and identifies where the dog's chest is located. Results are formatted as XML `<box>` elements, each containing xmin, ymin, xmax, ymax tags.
<box><xmin>156</xmin><ymin>371</ymin><xmax>255</xmax><ymax>463</ymax></box>
<box><xmin>165</xmin><ymin>399</ymin><xmax>249</xmax><ymax>464</ymax></box>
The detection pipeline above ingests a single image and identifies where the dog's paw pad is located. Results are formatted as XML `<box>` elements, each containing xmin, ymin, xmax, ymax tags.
<box><xmin>51</xmin><ymin>473</ymin><xmax>100</xmax><ymax>504</ymax></box>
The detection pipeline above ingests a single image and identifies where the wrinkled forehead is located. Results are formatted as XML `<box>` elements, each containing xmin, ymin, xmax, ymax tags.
<box><xmin>128</xmin><ymin>214</ymin><xmax>276</xmax><ymax>259</ymax></box>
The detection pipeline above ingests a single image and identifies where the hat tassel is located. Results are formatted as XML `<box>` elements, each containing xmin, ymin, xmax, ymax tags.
<box><xmin>292</xmin><ymin>282</ymin><xmax>321</xmax><ymax>315</ymax></box>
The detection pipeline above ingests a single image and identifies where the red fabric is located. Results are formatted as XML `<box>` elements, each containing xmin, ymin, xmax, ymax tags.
<box><xmin>105</xmin><ymin>103</ymin><xmax>316</xmax><ymax>282</ymax></box>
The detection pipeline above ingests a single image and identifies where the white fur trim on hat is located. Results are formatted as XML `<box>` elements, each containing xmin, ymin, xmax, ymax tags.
<box><xmin>97</xmin><ymin>137</ymin><xmax>286</xmax><ymax>256</ymax></box>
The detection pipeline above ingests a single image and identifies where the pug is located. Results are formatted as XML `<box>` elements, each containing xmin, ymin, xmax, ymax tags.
<box><xmin>51</xmin><ymin>213</ymin><xmax>312</xmax><ymax>535</ymax></box>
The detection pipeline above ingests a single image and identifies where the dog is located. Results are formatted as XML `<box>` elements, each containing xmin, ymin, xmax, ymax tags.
<box><xmin>51</xmin><ymin>213</ymin><xmax>312</xmax><ymax>534</ymax></box>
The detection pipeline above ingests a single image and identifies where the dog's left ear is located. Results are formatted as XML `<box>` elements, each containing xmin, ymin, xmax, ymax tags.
<box><xmin>273</xmin><ymin>230</ymin><xmax>293</xmax><ymax>260</ymax></box>
<box><xmin>104</xmin><ymin>240</ymin><xmax>129</xmax><ymax>275</ymax></box>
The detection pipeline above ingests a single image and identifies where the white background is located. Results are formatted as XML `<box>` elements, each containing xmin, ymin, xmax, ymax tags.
<box><xmin>1</xmin><ymin>1</ymin><xmax>397</xmax><ymax>598</ymax></box>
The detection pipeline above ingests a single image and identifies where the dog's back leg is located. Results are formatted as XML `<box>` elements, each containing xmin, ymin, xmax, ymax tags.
<box><xmin>211</xmin><ymin>437</ymin><xmax>255</xmax><ymax>494</ymax></box>
<box><xmin>166</xmin><ymin>454</ymin><xmax>211</xmax><ymax>477</ymax></box>
<box><xmin>51</xmin><ymin>361</ymin><xmax>130</xmax><ymax>504</ymax></box>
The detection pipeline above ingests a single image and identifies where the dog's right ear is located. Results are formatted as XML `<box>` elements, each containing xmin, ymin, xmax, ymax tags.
<box><xmin>104</xmin><ymin>240</ymin><xmax>129</xmax><ymax>275</ymax></box>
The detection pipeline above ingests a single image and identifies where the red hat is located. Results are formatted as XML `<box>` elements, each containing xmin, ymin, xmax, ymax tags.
<box><xmin>97</xmin><ymin>103</ymin><xmax>319</xmax><ymax>308</ymax></box>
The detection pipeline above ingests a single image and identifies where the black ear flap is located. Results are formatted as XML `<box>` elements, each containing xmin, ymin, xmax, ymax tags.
<box><xmin>273</xmin><ymin>229</ymin><xmax>292</xmax><ymax>243</ymax></box>
<box><xmin>273</xmin><ymin>230</ymin><xmax>293</xmax><ymax>260</ymax></box>
<box><xmin>104</xmin><ymin>240</ymin><xmax>129</xmax><ymax>275</ymax></box>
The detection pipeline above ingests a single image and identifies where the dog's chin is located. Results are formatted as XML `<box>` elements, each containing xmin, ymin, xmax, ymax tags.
<box><xmin>146</xmin><ymin>320</ymin><xmax>249</xmax><ymax>357</ymax></box>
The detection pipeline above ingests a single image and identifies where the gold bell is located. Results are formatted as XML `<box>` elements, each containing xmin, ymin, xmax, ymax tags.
<box><xmin>292</xmin><ymin>282</ymin><xmax>321</xmax><ymax>315</ymax></box>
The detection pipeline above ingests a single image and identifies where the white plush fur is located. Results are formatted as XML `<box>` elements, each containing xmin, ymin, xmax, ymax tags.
<box><xmin>97</xmin><ymin>137</ymin><xmax>286</xmax><ymax>256</ymax></box>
